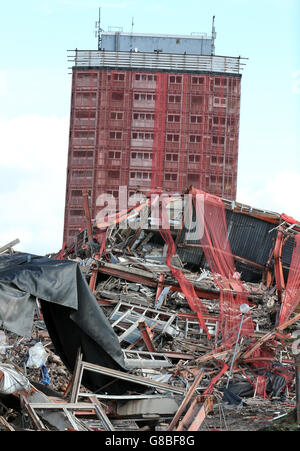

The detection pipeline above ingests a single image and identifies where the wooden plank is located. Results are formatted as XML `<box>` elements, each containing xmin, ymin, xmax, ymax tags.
<box><xmin>0</xmin><ymin>239</ymin><xmax>20</xmax><ymax>254</ymax></box>
<box><xmin>0</xmin><ymin>416</ymin><xmax>15</xmax><ymax>431</ymax></box>
<box><xmin>167</xmin><ymin>369</ymin><xmax>205</xmax><ymax>431</ymax></box>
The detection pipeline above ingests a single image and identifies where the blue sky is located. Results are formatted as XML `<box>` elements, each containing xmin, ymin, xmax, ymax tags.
<box><xmin>0</xmin><ymin>0</ymin><xmax>299</xmax><ymax>254</ymax></box>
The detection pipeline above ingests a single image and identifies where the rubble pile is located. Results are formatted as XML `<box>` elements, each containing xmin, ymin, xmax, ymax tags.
<box><xmin>1</xmin><ymin>194</ymin><xmax>300</xmax><ymax>432</ymax></box>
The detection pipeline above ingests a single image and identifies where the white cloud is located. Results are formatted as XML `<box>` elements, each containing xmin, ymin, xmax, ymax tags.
<box><xmin>0</xmin><ymin>115</ymin><xmax>69</xmax><ymax>255</ymax></box>
<box><xmin>0</xmin><ymin>115</ymin><xmax>69</xmax><ymax>171</ymax></box>
<box><xmin>237</xmin><ymin>171</ymin><xmax>300</xmax><ymax>222</ymax></box>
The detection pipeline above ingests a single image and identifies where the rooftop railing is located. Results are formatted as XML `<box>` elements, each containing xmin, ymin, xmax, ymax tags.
<box><xmin>68</xmin><ymin>50</ymin><xmax>246</xmax><ymax>75</ymax></box>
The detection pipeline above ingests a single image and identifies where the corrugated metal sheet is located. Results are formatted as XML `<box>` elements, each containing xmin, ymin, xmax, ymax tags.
<box><xmin>282</xmin><ymin>235</ymin><xmax>296</xmax><ymax>268</ymax></box>
<box><xmin>226</xmin><ymin>210</ymin><xmax>276</xmax><ymax>265</ymax></box>
<box><xmin>177</xmin><ymin>205</ymin><xmax>295</xmax><ymax>281</ymax></box>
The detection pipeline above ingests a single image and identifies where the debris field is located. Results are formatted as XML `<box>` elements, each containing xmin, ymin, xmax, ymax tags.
<box><xmin>1</xmin><ymin>189</ymin><xmax>300</xmax><ymax>432</ymax></box>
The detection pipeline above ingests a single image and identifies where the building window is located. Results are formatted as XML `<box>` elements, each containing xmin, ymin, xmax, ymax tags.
<box><xmin>168</xmin><ymin>95</ymin><xmax>181</xmax><ymax>103</ymax></box>
<box><xmin>213</xmin><ymin>97</ymin><xmax>227</xmax><ymax>107</ymax></box>
<box><xmin>113</xmin><ymin>73</ymin><xmax>125</xmax><ymax>81</ymax></box>
<box><xmin>224</xmin><ymin>176</ymin><xmax>233</xmax><ymax>190</ymax></box>
<box><xmin>212</xmin><ymin>136</ymin><xmax>225</xmax><ymax>145</ymax></box>
<box><xmin>130</xmin><ymin>171</ymin><xmax>152</xmax><ymax>180</ymax></box>
<box><xmin>132</xmin><ymin>132</ymin><xmax>154</xmax><ymax>140</ymax></box>
<box><xmin>108</xmin><ymin>151</ymin><xmax>121</xmax><ymax>159</ymax></box>
<box><xmin>70</xmin><ymin>209</ymin><xmax>84</xmax><ymax>216</ymax></box>
<box><xmin>214</xmin><ymin>78</ymin><xmax>228</xmax><ymax>87</ymax></box>
<box><xmin>189</xmin><ymin>135</ymin><xmax>202</xmax><ymax>143</ymax></box>
<box><xmin>75</xmin><ymin>110</ymin><xmax>96</xmax><ymax>119</ymax></box>
<box><xmin>133</xmin><ymin>112</ymin><xmax>155</xmax><ymax>120</ymax></box>
<box><xmin>110</xmin><ymin>112</ymin><xmax>124</xmax><ymax>120</ymax></box>
<box><xmin>75</xmin><ymin>92</ymin><xmax>97</xmax><ymax>106</ymax></box>
<box><xmin>131</xmin><ymin>152</ymin><xmax>152</xmax><ymax>160</ymax></box>
<box><xmin>165</xmin><ymin>173</ymin><xmax>178</xmax><ymax>181</ymax></box>
<box><xmin>135</xmin><ymin>74</ymin><xmax>156</xmax><ymax>81</ymax></box>
<box><xmin>169</xmin><ymin>75</ymin><xmax>182</xmax><ymax>84</ymax></box>
<box><xmin>213</xmin><ymin>117</ymin><xmax>226</xmax><ymax>126</ymax></box>
<box><xmin>71</xmin><ymin>190</ymin><xmax>82</xmax><ymax>198</ymax></box>
<box><xmin>73</xmin><ymin>151</ymin><xmax>93</xmax><ymax>158</ymax></box>
<box><xmin>106</xmin><ymin>190</ymin><xmax>119</xmax><ymax>198</ymax></box>
<box><xmin>74</xmin><ymin>131</ymin><xmax>94</xmax><ymax>138</ymax></box>
<box><xmin>76</xmin><ymin>73</ymin><xmax>97</xmax><ymax>87</ymax></box>
<box><xmin>191</xmin><ymin>76</ymin><xmax>204</xmax><ymax>85</ymax></box>
<box><xmin>189</xmin><ymin>154</ymin><xmax>200</xmax><ymax>163</ymax></box>
<box><xmin>166</xmin><ymin>134</ymin><xmax>180</xmax><ymax>142</ymax></box>
<box><xmin>225</xmin><ymin>157</ymin><xmax>233</xmax><ymax>168</ymax></box>
<box><xmin>190</xmin><ymin>115</ymin><xmax>202</xmax><ymax>124</ymax></box>
<box><xmin>167</xmin><ymin>114</ymin><xmax>180</xmax><ymax>122</ymax></box>
<box><xmin>165</xmin><ymin>153</ymin><xmax>179</xmax><ymax>162</ymax></box>
<box><xmin>210</xmin><ymin>175</ymin><xmax>223</xmax><ymax>185</ymax></box>
<box><xmin>229</xmin><ymin>79</ymin><xmax>238</xmax><ymax>88</ymax></box>
<box><xmin>71</xmin><ymin>190</ymin><xmax>83</xmax><ymax>197</ymax></box>
<box><xmin>71</xmin><ymin>189</ymin><xmax>91</xmax><ymax>197</ymax></box>
<box><xmin>211</xmin><ymin>155</ymin><xmax>224</xmax><ymax>166</ymax></box>
<box><xmin>72</xmin><ymin>170</ymin><xmax>92</xmax><ymax>177</ymax></box>
<box><xmin>77</xmin><ymin>73</ymin><xmax>97</xmax><ymax>81</ymax></box>
<box><xmin>110</xmin><ymin>131</ymin><xmax>122</xmax><ymax>140</ymax></box>
<box><xmin>134</xmin><ymin>93</ymin><xmax>156</xmax><ymax>101</ymax></box>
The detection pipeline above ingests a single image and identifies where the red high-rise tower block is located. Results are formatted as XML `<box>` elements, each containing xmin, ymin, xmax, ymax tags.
<box><xmin>63</xmin><ymin>30</ymin><xmax>245</xmax><ymax>245</ymax></box>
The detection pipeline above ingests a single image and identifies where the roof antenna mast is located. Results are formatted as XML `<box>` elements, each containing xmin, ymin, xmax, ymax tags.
<box><xmin>95</xmin><ymin>7</ymin><xmax>103</xmax><ymax>50</ymax></box>
<box><xmin>130</xmin><ymin>17</ymin><xmax>134</xmax><ymax>51</ymax></box>
<box><xmin>211</xmin><ymin>15</ymin><xmax>216</xmax><ymax>55</ymax></box>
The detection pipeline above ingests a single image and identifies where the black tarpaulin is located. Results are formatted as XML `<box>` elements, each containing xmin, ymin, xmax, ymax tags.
<box><xmin>0</xmin><ymin>252</ymin><xmax>140</xmax><ymax>394</ymax></box>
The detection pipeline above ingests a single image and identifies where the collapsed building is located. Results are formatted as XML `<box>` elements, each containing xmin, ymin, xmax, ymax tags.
<box><xmin>0</xmin><ymin>189</ymin><xmax>300</xmax><ymax>431</ymax></box>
